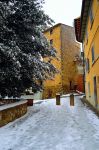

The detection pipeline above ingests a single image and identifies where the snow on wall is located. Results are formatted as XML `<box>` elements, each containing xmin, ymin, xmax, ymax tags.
<box><xmin>0</xmin><ymin>100</ymin><xmax>27</xmax><ymax>127</ymax></box>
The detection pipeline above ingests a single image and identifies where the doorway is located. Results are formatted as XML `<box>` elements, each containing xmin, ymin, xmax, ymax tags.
<box><xmin>93</xmin><ymin>76</ymin><xmax>97</xmax><ymax>107</ymax></box>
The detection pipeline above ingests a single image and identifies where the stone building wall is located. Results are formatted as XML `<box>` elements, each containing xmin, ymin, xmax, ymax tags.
<box><xmin>61</xmin><ymin>24</ymin><xmax>80</xmax><ymax>93</ymax></box>
<box><xmin>0</xmin><ymin>100</ymin><xmax>27</xmax><ymax>127</ymax></box>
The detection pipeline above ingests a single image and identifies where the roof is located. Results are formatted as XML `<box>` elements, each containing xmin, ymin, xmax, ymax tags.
<box><xmin>74</xmin><ymin>17</ymin><xmax>81</xmax><ymax>42</ymax></box>
<box><xmin>43</xmin><ymin>23</ymin><xmax>73</xmax><ymax>33</ymax></box>
<box><xmin>74</xmin><ymin>0</ymin><xmax>92</xmax><ymax>42</ymax></box>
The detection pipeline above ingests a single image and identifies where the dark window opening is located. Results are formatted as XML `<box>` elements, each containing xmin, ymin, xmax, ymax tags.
<box><xmin>50</xmin><ymin>39</ymin><xmax>53</xmax><ymax>45</ymax></box>
<box><xmin>50</xmin><ymin>28</ymin><xmax>53</xmax><ymax>34</ymax></box>
<box><xmin>91</xmin><ymin>46</ymin><xmax>95</xmax><ymax>63</ymax></box>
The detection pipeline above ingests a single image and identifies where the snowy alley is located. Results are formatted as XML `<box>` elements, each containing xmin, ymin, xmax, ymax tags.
<box><xmin>0</xmin><ymin>96</ymin><xmax>99</xmax><ymax>150</ymax></box>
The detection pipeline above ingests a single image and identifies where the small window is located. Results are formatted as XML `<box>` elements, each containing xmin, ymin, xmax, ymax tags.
<box><xmin>91</xmin><ymin>46</ymin><xmax>95</xmax><ymax>63</ymax></box>
<box><xmin>50</xmin><ymin>28</ymin><xmax>53</xmax><ymax>34</ymax></box>
<box><xmin>40</xmin><ymin>81</ymin><xmax>43</xmax><ymax>86</ymax></box>
<box><xmin>50</xmin><ymin>39</ymin><xmax>53</xmax><ymax>45</ymax></box>
<box><xmin>89</xmin><ymin>8</ymin><xmax>94</xmax><ymax>28</ymax></box>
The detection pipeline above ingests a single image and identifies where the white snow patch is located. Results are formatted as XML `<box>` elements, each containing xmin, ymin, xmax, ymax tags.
<box><xmin>0</xmin><ymin>96</ymin><xmax>99</xmax><ymax>150</ymax></box>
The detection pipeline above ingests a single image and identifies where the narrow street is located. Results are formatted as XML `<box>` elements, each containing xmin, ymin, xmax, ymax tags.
<box><xmin>0</xmin><ymin>96</ymin><xmax>99</xmax><ymax>150</ymax></box>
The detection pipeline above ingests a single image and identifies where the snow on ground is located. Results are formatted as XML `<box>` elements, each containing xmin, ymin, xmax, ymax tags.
<box><xmin>0</xmin><ymin>96</ymin><xmax>99</xmax><ymax>150</ymax></box>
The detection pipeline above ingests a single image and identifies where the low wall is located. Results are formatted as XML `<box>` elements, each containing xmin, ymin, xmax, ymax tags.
<box><xmin>0</xmin><ymin>100</ymin><xmax>27</xmax><ymax>127</ymax></box>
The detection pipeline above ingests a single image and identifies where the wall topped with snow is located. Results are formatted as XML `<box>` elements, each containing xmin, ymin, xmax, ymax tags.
<box><xmin>0</xmin><ymin>100</ymin><xmax>27</xmax><ymax>127</ymax></box>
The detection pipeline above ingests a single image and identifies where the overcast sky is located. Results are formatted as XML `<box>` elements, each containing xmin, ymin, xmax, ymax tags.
<box><xmin>43</xmin><ymin>0</ymin><xmax>82</xmax><ymax>27</ymax></box>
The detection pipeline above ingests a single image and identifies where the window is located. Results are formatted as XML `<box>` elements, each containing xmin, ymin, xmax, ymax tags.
<box><xmin>50</xmin><ymin>28</ymin><xmax>53</xmax><ymax>34</ymax></box>
<box><xmin>89</xmin><ymin>8</ymin><xmax>94</xmax><ymax>28</ymax></box>
<box><xmin>50</xmin><ymin>39</ymin><xmax>53</xmax><ymax>45</ymax></box>
<box><xmin>91</xmin><ymin>46</ymin><xmax>95</xmax><ymax>63</ymax></box>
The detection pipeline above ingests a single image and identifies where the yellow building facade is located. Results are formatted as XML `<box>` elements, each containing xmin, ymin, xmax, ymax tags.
<box><xmin>43</xmin><ymin>24</ymin><xmax>81</xmax><ymax>99</ymax></box>
<box><xmin>75</xmin><ymin>0</ymin><xmax>99</xmax><ymax>110</ymax></box>
<box><xmin>43</xmin><ymin>24</ymin><xmax>62</xmax><ymax>99</ymax></box>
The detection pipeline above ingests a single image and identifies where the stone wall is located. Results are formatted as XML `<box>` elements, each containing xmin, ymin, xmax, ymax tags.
<box><xmin>61</xmin><ymin>24</ymin><xmax>80</xmax><ymax>93</ymax></box>
<box><xmin>0</xmin><ymin>100</ymin><xmax>27</xmax><ymax>127</ymax></box>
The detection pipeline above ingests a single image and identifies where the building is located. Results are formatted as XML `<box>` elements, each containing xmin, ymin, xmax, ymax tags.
<box><xmin>43</xmin><ymin>23</ymin><xmax>83</xmax><ymax>99</ymax></box>
<box><xmin>74</xmin><ymin>0</ymin><xmax>99</xmax><ymax>110</ymax></box>
<box><xmin>74</xmin><ymin>53</ymin><xmax>84</xmax><ymax>92</ymax></box>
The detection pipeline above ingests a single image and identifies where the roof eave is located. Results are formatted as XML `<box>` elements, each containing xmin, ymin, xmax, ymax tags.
<box><xmin>80</xmin><ymin>0</ymin><xmax>92</xmax><ymax>42</ymax></box>
<box><xmin>74</xmin><ymin>17</ymin><xmax>81</xmax><ymax>42</ymax></box>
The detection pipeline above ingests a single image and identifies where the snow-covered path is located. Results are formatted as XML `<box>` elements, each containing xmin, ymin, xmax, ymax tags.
<box><xmin>0</xmin><ymin>96</ymin><xmax>99</xmax><ymax>150</ymax></box>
